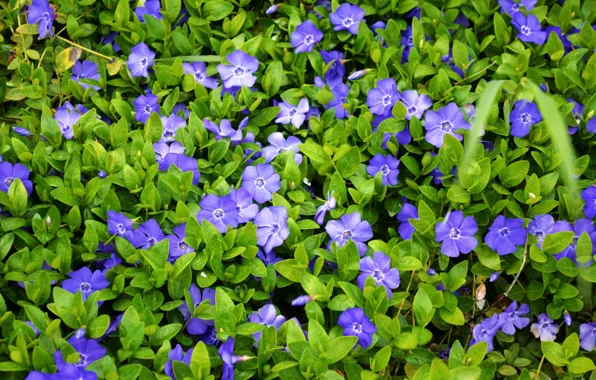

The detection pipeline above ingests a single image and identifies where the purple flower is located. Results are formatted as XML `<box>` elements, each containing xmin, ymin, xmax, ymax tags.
<box><xmin>27</xmin><ymin>0</ymin><xmax>54</xmax><ymax>38</ymax></box>
<box><xmin>266</xmin><ymin>4</ymin><xmax>279</xmax><ymax>14</ymax></box>
<box><xmin>338</xmin><ymin>308</ymin><xmax>376</xmax><ymax>348</ymax></box>
<box><xmin>330</xmin><ymin>3</ymin><xmax>365</xmax><ymax>35</ymax></box>
<box><xmin>99</xmin><ymin>253</ymin><xmax>121</xmax><ymax>272</ymax></box>
<box><xmin>485</xmin><ymin>216</ymin><xmax>527</xmax><ymax>256</ymax></box>
<box><xmin>510</xmin><ymin>100</ymin><xmax>541</xmax><ymax>137</ymax></box>
<box><xmin>545</xmin><ymin>26</ymin><xmax>573</xmax><ymax>51</ymax></box>
<box><xmin>348</xmin><ymin>69</ymin><xmax>369</xmax><ymax>80</ymax></box>
<box><xmin>442</xmin><ymin>50</ymin><xmax>465</xmax><ymax>77</ymax></box>
<box><xmin>314</xmin><ymin>192</ymin><xmax>336</xmax><ymax>225</ymax></box>
<box><xmin>262</xmin><ymin>132</ymin><xmax>302</xmax><ymax>165</ymax></box>
<box><xmin>400</xmin><ymin>90</ymin><xmax>432</xmax><ymax>120</ymax></box>
<box><xmin>275</xmin><ymin>99</ymin><xmax>310</xmax><ymax>128</ymax></box>
<box><xmin>0</xmin><ymin>162</ymin><xmax>33</xmax><ymax>195</ymax></box>
<box><xmin>531</xmin><ymin>313</ymin><xmax>559</xmax><ymax>341</ymax></box>
<box><xmin>498</xmin><ymin>301</ymin><xmax>530</xmax><ymax>335</ymax></box>
<box><xmin>257</xmin><ymin>249</ymin><xmax>282</xmax><ymax>266</ymax></box>
<box><xmin>135</xmin><ymin>0</ymin><xmax>163</xmax><ymax>22</ymax></box>
<box><xmin>367</xmin><ymin>78</ymin><xmax>399</xmax><ymax>117</ymax></box>
<box><xmin>527</xmin><ymin>214</ymin><xmax>562</xmax><ymax>248</ymax></box>
<box><xmin>204</xmin><ymin>119</ymin><xmax>243</xmax><ymax>142</ymax></box>
<box><xmin>241</xmin><ymin>164</ymin><xmax>281</xmax><ymax>204</ymax></box>
<box><xmin>55</xmin><ymin>336</ymin><xmax>106</xmax><ymax>371</ymax></box>
<box><xmin>183</xmin><ymin>62</ymin><xmax>218</xmax><ymax>89</ymax></box>
<box><xmin>166</xmin><ymin>224</ymin><xmax>194</xmax><ymax>260</ymax></box>
<box><xmin>229</xmin><ymin>189</ymin><xmax>259</xmax><ymax>223</ymax></box>
<box><xmin>219</xmin><ymin>338</ymin><xmax>236</xmax><ymax>380</ymax></box>
<box><xmin>153</xmin><ymin>142</ymin><xmax>185</xmax><ymax>164</ymax></box>
<box><xmin>172</xmin><ymin>103</ymin><xmax>190</xmax><ymax>119</ymax></box>
<box><xmin>588</xmin><ymin>117</ymin><xmax>596</xmax><ymax>134</ymax></box>
<box><xmin>366</xmin><ymin>154</ymin><xmax>400</xmax><ymax>186</ymax></box>
<box><xmin>197</xmin><ymin>194</ymin><xmax>239</xmax><ymax>233</ymax></box>
<box><xmin>436</xmin><ymin>211</ymin><xmax>478</xmax><ymax>257</ymax></box>
<box><xmin>489</xmin><ymin>271</ymin><xmax>500</xmax><ymax>282</ymax></box>
<box><xmin>217</xmin><ymin>50</ymin><xmax>259</xmax><ymax>88</ymax></box>
<box><xmin>579</xmin><ymin>323</ymin><xmax>596</xmax><ymax>351</ymax></box>
<box><xmin>71</xmin><ymin>60</ymin><xmax>101</xmax><ymax>91</ymax></box>
<box><xmin>248</xmin><ymin>304</ymin><xmax>286</xmax><ymax>344</ymax></box>
<box><xmin>12</xmin><ymin>127</ymin><xmax>31</xmax><ymax>137</ymax></box>
<box><xmin>164</xmin><ymin>345</ymin><xmax>193</xmax><ymax>380</ymax></box>
<box><xmin>178</xmin><ymin>284</ymin><xmax>215</xmax><ymax>335</ymax></box>
<box><xmin>582</xmin><ymin>186</ymin><xmax>596</xmax><ymax>219</ymax></box>
<box><xmin>401</xmin><ymin>26</ymin><xmax>414</xmax><ymax>63</ymax></box>
<box><xmin>564</xmin><ymin>313</ymin><xmax>572</xmax><ymax>326</ymax></box>
<box><xmin>54</xmin><ymin>102</ymin><xmax>84</xmax><ymax>140</ymax></box>
<box><xmin>62</xmin><ymin>267</ymin><xmax>109</xmax><ymax>301</ymax></box>
<box><xmin>424</xmin><ymin>103</ymin><xmax>471</xmax><ymax>148</ymax></box>
<box><xmin>427</xmin><ymin>268</ymin><xmax>436</xmax><ymax>276</ymax></box>
<box><xmin>255</xmin><ymin>206</ymin><xmax>289</xmax><ymax>252</ymax></box>
<box><xmin>327</xmin><ymin>82</ymin><xmax>350</xmax><ymax>119</ymax></box>
<box><xmin>292</xmin><ymin>295</ymin><xmax>312</xmax><ymax>306</ymax></box>
<box><xmin>160</xmin><ymin>114</ymin><xmax>186</xmax><ymax>142</ymax></box>
<box><xmin>25</xmin><ymin>321</ymin><xmax>40</xmax><ymax>336</ymax></box>
<box><xmin>512</xmin><ymin>13</ymin><xmax>547</xmax><ymax>45</ymax></box>
<box><xmin>133</xmin><ymin>92</ymin><xmax>159</xmax><ymax>123</ymax></box>
<box><xmin>321</xmin><ymin>50</ymin><xmax>345</xmax><ymax>86</ymax></box>
<box><xmin>357</xmin><ymin>252</ymin><xmax>400</xmax><ymax>297</ymax></box>
<box><xmin>130</xmin><ymin>219</ymin><xmax>165</xmax><ymax>249</ymax></box>
<box><xmin>128</xmin><ymin>42</ymin><xmax>155</xmax><ymax>78</ymax></box>
<box><xmin>554</xmin><ymin>219</ymin><xmax>596</xmax><ymax>262</ymax></box>
<box><xmin>158</xmin><ymin>153</ymin><xmax>200</xmax><ymax>186</ymax></box>
<box><xmin>569</xmin><ymin>98</ymin><xmax>584</xmax><ymax>135</ymax></box>
<box><xmin>102</xmin><ymin>32</ymin><xmax>120</xmax><ymax>52</ymax></box>
<box><xmin>471</xmin><ymin>314</ymin><xmax>501</xmax><ymax>352</ymax></box>
<box><xmin>107</xmin><ymin>210</ymin><xmax>134</xmax><ymax>237</ymax></box>
<box><xmin>290</xmin><ymin>20</ymin><xmax>324</xmax><ymax>54</ymax></box>
<box><xmin>499</xmin><ymin>0</ymin><xmax>537</xmax><ymax>14</ymax></box>
<box><xmin>371</xmin><ymin>21</ymin><xmax>386</xmax><ymax>34</ymax></box>
<box><xmin>325</xmin><ymin>212</ymin><xmax>373</xmax><ymax>256</ymax></box>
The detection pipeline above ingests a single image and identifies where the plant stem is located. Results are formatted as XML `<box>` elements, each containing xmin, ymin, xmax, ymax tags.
<box><xmin>55</xmin><ymin>35</ymin><xmax>114</xmax><ymax>62</ymax></box>
<box><xmin>396</xmin><ymin>271</ymin><xmax>415</xmax><ymax>317</ymax></box>
<box><xmin>535</xmin><ymin>355</ymin><xmax>545</xmax><ymax>379</ymax></box>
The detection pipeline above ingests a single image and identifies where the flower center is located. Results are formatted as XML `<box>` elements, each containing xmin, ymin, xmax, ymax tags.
<box><xmin>535</xmin><ymin>231</ymin><xmax>544</xmax><ymax>242</ymax></box>
<box><xmin>80</xmin><ymin>282</ymin><xmax>91</xmax><ymax>292</ymax></box>
<box><xmin>512</xmin><ymin>3</ymin><xmax>520</xmax><ymax>11</ymax></box>
<box><xmin>304</xmin><ymin>35</ymin><xmax>314</xmax><ymax>44</ymax></box>
<box><xmin>441</xmin><ymin>121</ymin><xmax>452</xmax><ymax>131</ymax></box>
<box><xmin>449</xmin><ymin>228</ymin><xmax>461</xmax><ymax>239</ymax></box>
<box><xmin>140</xmin><ymin>57</ymin><xmax>148</xmax><ymax>66</ymax></box>
<box><xmin>407</xmin><ymin>37</ymin><xmax>413</xmax><ymax>46</ymax></box>
<box><xmin>144</xmin><ymin>105</ymin><xmax>153</xmax><ymax>113</ymax></box>
<box><xmin>255</xmin><ymin>178</ymin><xmax>265</xmax><ymax>187</ymax></box>
<box><xmin>408</xmin><ymin>106</ymin><xmax>417</xmax><ymax>114</ymax></box>
<box><xmin>343</xmin><ymin>230</ymin><xmax>352</xmax><ymax>240</ymax></box>
<box><xmin>352</xmin><ymin>322</ymin><xmax>362</xmax><ymax>334</ymax></box>
<box><xmin>380</xmin><ymin>165</ymin><xmax>390</xmax><ymax>175</ymax></box>
<box><xmin>272</xmin><ymin>224</ymin><xmax>280</xmax><ymax>233</ymax></box>
<box><xmin>213</xmin><ymin>208</ymin><xmax>224</xmax><ymax>219</ymax></box>
<box><xmin>195</xmin><ymin>72</ymin><xmax>204</xmax><ymax>81</ymax></box>
<box><xmin>343</xmin><ymin>18</ymin><xmax>354</xmax><ymax>27</ymax></box>
<box><xmin>372</xmin><ymin>269</ymin><xmax>384</xmax><ymax>282</ymax></box>
<box><xmin>498</xmin><ymin>227</ymin><xmax>510</xmax><ymax>238</ymax></box>
<box><xmin>4</xmin><ymin>177</ymin><xmax>14</xmax><ymax>187</ymax></box>
<box><xmin>382</xmin><ymin>95</ymin><xmax>392</xmax><ymax>106</ymax></box>
<box><xmin>117</xmin><ymin>223</ymin><xmax>126</xmax><ymax>235</ymax></box>
<box><xmin>521</xmin><ymin>25</ymin><xmax>531</xmax><ymax>36</ymax></box>
<box><xmin>521</xmin><ymin>113</ymin><xmax>531</xmax><ymax>123</ymax></box>
<box><xmin>77</xmin><ymin>353</ymin><xmax>87</xmax><ymax>366</ymax></box>
<box><xmin>234</xmin><ymin>67</ymin><xmax>245</xmax><ymax>76</ymax></box>
<box><xmin>179</xmin><ymin>241</ymin><xmax>189</xmax><ymax>251</ymax></box>
<box><xmin>289</xmin><ymin>109</ymin><xmax>296</xmax><ymax>117</ymax></box>
<box><xmin>61</xmin><ymin>125</ymin><xmax>72</xmax><ymax>132</ymax></box>
<box><xmin>147</xmin><ymin>237</ymin><xmax>158</xmax><ymax>246</ymax></box>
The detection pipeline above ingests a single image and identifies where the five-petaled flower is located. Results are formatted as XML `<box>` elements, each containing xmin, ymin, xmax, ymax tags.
<box><xmin>255</xmin><ymin>206</ymin><xmax>289</xmax><ymax>252</ymax></box>
<box><xmin>367</xmin><ymin>78</ymin><xmax>399</xmax><ymax>117</ymax></box>
<box><xmin>582</xmin><ymin>186</ymin><xmax>596</xmax><ymax>219</ymax></box>
<box><xmin>248</xmin><ymin>304</ymin><xmax>286</xmax><ymax>344</ymax></box>
<box><xmin>166</xmin><ymin>223</ymin><xmax>194</xmax><ymax>261</ymax></box>
<box><xmin>400</xmin><ymin>90</ymin><xmax>432</xmax><ymax>120</ymax></box>
<box><xmin>133</xmin><ymin>92</ymin><xmax>160</xmax><ymax>123</ymax></box>
<box><xmin>0</xmin><ymin>162</ymin><xmax>33</xmax><ymax>195</ymax></box>
<box><xmin>325</xmin><ymin>212</ymin><xmax>373</xmax><ymax>256</ymax></box>
<box><xmin>330</xmin><ymin>3</ymin><xmax>365</xmax><ymax>35</ymax></box>
<box><xmin>357</xmin><ymin>252</ymin><xmax>400</xmax><ymax>298</ymax></box>
<box><xmin>130</xmin><ymin>219</ymin><xmax>165</xmax><ymax>249</ymax></box>
<box><xmin>338</xmin><ymin>308</ymin><xmax>377</xmax><ymax>348</ymax></box>
<box><xmin>71</xmin><ymin>60</ymin><xmax>101</xmax><ymax>91</ymax></box>
<box><xmin>424</xmin><ymin>102</ymin><xmax>471</xmax><ymax>148</ymax></box>
<box><xmin>183</xmin><ymin>62</ymin><xmax>219</xmax><ymax>89</ymax></box>
<box><xmin>510</xmin><ymin>100</ymin><xmax>542</xmax><ymax>137</ymax></box>
<box><xmin>262</xmin><ymin>132</ymin><xmax>303</xmax><ymax>165</ymax></box>
<box><xmin>217</xmin><ymin>50</ymin><xmax>259</xmax><ymax>88</ymax></box>
<box><xmin>579</xmin><ymin>322</ymin><xmax>596</xmax><ymax>351</ymax></box>
<box><xmin>397</xmin><ymin>203</ymin><xmax>418</xmax><ymax>240</ymax></box>
<box><xmin>291</xmin><ymin>20</ymin><xmax>324</xmax><ymax>53</ymax></box>
<box><xmin>128</xmin><ymin>42</ymin><xmax>156</xmax><ymax>78</ymax></box>
<box><xmin>471</xmin><ymin>314</ymin><xmax>501</xmax><ymax>352</ymax></box>
<box><xmin>366</xmin><ymin>154</ymin><xmax>400</xmax><ymax>186</ymax></box>
<box><xmin>484</xmin><ymin>215</ymin><xmax>527</xmax><ymax>256</ymax></box>
<box><xmin>62</xmin><ymin>267</ymin><xmax>109</xmax><ymax>301</ymax></box>
<box><xmin>197</xmin><ymin>194</ymin><xmax>239</xmax><ymax>233</ymax></box>
<box><xmin>498</xmin><ymin>301</ymin><xmax>530</xmax><ymax>335</ymax></box>
<box><xmin>27</xmin><ymin>0</ymin><xmax>54</xmax><ymax>38</ymax></box>
<box><xmin>275</xmin><ymin>99</ymin><xmax>310</xmax><ymax>128</ymax></box>
<box><xmin>178</xmin><ymin>284</ymin><xmax>215</xmax><ymax>335</ymax></box>
<box><xmin>241</xmin><ymin>164</ymin><xmax>281</xmax><ymax>204</ymax></box>
<box><xmin>531</xmin><ymin>313</ymin><xmax>559</xmax><ymax>341</ymax></box>
<box><xmin>435</xmin><ymin>210</ymin><xmax>478</xmax><ymax>257</ymax></box>
<box><xmin>511</xmin><ymin>12</ymin><xmax>547</xmax><ymax>45</ymax></box>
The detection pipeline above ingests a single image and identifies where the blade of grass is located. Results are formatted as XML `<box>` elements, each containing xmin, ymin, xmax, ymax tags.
<box><xmin>156</xmin><ymin>55</ymin><xmax>223</xmax><ymax>63</ymax></box>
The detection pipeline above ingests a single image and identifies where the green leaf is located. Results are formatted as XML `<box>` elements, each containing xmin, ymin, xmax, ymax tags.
<box><xmin>371</xmin><ymin>345</ymin><xmax>391</xmax><ymax>372</ymax></box>
<box><xmin>464</xmin><ymin>341</ymin><xmax>487</xmax><ymax>367</ymax></box>
<box><xmin>543</xmin><ymin>231</ymin><xmax>574</xmax><ymax>255</ymax></box>
<box><xmin>498</xmin><ymin>161</ymin><xmax>530</xmax><ymax>187</ymax></box>
<box><xmin>323</xmin><ymin>336</ymin><xmax>357</xmax><ymax>363</ymax></box>
<box><xmin>541</xmin><ymin>341</ymin><xmax>570</xmax><ymax>367</ymax></box>
<box><xmin>336</xmin><ymin>146</ymin><xmax>360</xmax><ymax>178</ymax></box>
<box><xmin>568</xmin><ymin>357</ymin><xmax>595</xmax><ymax>374</ymax></box>
<box><xmin>430</xmin><ymin>357</ymin><xmax>450</xmax><ymax>380</ymax></box>
<box><xmin>413</xmin><ymin>288</ymin><xmax>435</xmax><ymax>327</ymax></box>
<box><xmin>203</xmin><ymin>0</ymin><xmax>234</xmax><ymax>20</ymax></box>
<box><xmin>562</xmin><ymin>333</ymin><xmax>580</xmax><ymax>357</ymax></box>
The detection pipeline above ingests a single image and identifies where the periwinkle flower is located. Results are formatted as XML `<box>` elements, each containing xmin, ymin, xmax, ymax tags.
<box><xmin>248</xmin><ymin>304</ymin><xmax>286</xmax><ymax>344</ymax></box>
<box><xmin>330</xmin><ymin>3</ymin><xmax>365</xmax><ymax>35</ymax></box>
<box><xmin>427</xmin><ymin>268</ymin><xmax>436</xmax><ymax>276</ymax></box>
<box><xmin>54</xmin><ymin>102</ymin><xmax>84</xmax><ymax>140</ymax></box>
<box><xmin>158</xmin><ymin>153</ymin><xmax>200</xmax><ymax>185</ymax></box>
<box><xmin>499</xmin><ymin>0</ymin><xmax>537</xmax><ymax>14</ymax></box>
<box><xmin>544</xmin><ymin>26</ymin><xmax>573</xmax><ymax>52</ymax></box>
<box><xmin>131</xmin><ymin>219</ymin><xmax>165</xmax><ymax>249</ymax></box>
<box><xmin>531</xmin><ymin>313</ymin><xmax>559</xmax><ymax>341</ymax></box>
<box><xmin>178</xmin><ymin>284</ymin><xmax>215</xmax><ymax>335</ymax></box>
<box><xmin>262</xmin><ymin>132</ymin><xmax>302</xmax><ymax>165</ymax></box>
<box><xmin>489</xmin><ymin>271</ymin><xmax>500</xmax><ymax>282</ymax></box>
<box><xmin>366</xmin><ymin>154</ymin><xmax>400</xmax><ymax>186</ymax></box>
<box><xmin>564</xmin><ymin>313</ymin><xmax>572</xmax><ymax>326</ymax></box>
<box><xmin>62</xmin><ymin>267</ymin><xmax>109</xmax><ymax>301</ymax></box>
<box><xmin>257</xmin><ymin>248</ymin><xmax>281</xmax><ymax>266</ymax></box>
<box><xmin>241</xmin><ymin>164</ymin><xmax>281</xmax><ymax>204</ymax></box>
<box><xmin>153</xmin><ymin>142</ymin><xmax>185</xmax><ymax>164</ymax></box>
<box><xmin>12</xmin><ymin>127</ymin><xmax>31</xmax><ymax>137</ymax></box>
<box><xmin>266</xmin><ymin>4</ymin><xmax>279</xmax><ymax>14</ymax></box>
<box><xmin>328</xmin><ymin>82</ymin><xmax>350</xmax><ymax>119</ymax></box>
<box><xmin>219</xmin><ymin>338</ymin><xmax>237</xmax><ymax>380</ymax></box>
<box><xmin>55</xmin><ymin>336</ymin><xmax>106</xmax><ymax>371</ymax></box>
<box><xmin>135</xmin><ymin>0</ymin><xmax>163</xmax><ymax>22</ymax></box>
<box><xmin>471</xmin><ymin>314</ymin><xmax>501</xmax><ymax>352</ymax></box>
<box><xmin>367</xmin><ymin>78</ymin><xmax>399</xmax><ymax>117</ymax></box>
<box><xmin>401</xmin><ymin>26</ymin><xmax>414</xmax><ymax>63</ymax></box>
<box><xmin>435</xmin><ymin>211</ymin><xmax>478</xmax><ymax>257</ymax></box>
<box><xmin>400</xmin><ymin>90</ymin><xmax>432</xmax><ymax>120</ymax></box>
<box><xmin>133</xmin><ymin>92</ymin><xmax>160</xmax><ymax>123</ymax></box>
<box><xmin>568</xmin><ymin>98</ymin><xmax>584</xmax><ymax>135</ymax></box>
<box><xmin>160</xmin><ymin>114</ymin><xmax>186</xmax><ymax>142</ymax></box>
<box><xmin>164</xmin><ymin>345</ymin><xmax>193</xmax><ymax>380</ymax></box>
<box><xmin>217</xmin><ymin>50</ymin><xmax>259</xmax><ymax>88</ymax></box>
<box><xmin>314</xmin><ymin>192</ymin><xmax>336</xmax><ymax>225</ymax></box>
<box><xmin>128</xmin><ymin>42</ymin><xmax>155</xmax><ymax>78</ymax></box>
<box><xmin>582</xmin><ymin>186</ymin><xmax>596</xmax><ymax>219</ymax></box>
<box><xmin>204</xmin><ymin>119</ymin><xmax>243</xmax><ymax>142</ymax></box>
<box><xmin>172</xmin><ymin>103</ymin><xmax>190</xmax><ymax>119</ymax></box>
<box><xmin>255</xmin><ymin>206</ymin><xmax>289</xmax><ymax>252</ymax></box>
<box><xmin>166</xmin><ymin>223</ymin><xmax>194</xmax><ymax>261</ymax></box>
<box><xmin>371</xmin><ymin>21</ymin><xmax>386</xmax><ymax>34</ymax></box>
<box><xmin>71</xmin><ymin>60</ymin><xmax>101</xmax><ymax>91</ymax></box>
<box><xmin>527</xmin><ymin>214</ymin><xmax>559</xmax><ymax>248</ymax></box>
<box><xmin>197</xmin><ymin>194</ymin><xmax>239</xmax><ymax>233</ymax></box>
<box><xmin>498</xmin><ymin>301</ymin><xmax>530</xmax><ymax>335</ymax></box>
<box><xmin>325</xmin><ymin>212</ymin><xmax>373</xmax><ymax>256</ymax></box>
<box><xmin>338</xmin><ymin>308</ymin><xmax>376</xmax><ymax>348</ymax></box>
<box><xmin>27</xmin><ymin>0</ymin><xmax>54</xmax><ymax>39</ymax></box>
<box><xmin>102</xmin><ymin>32</ymin><xmax>120</xmax><ymax>52</ymax></box>
<box><xmin>229</xmin><ymin>189</ymin><xmax>259</xmax><ymax>223</ymax></box>
<box><xmin>348</xmin><ymin>69</ymin><xmax>369</xmax><ymax>80</ymax></box>
<box><xmin>579</xmin><ymin>322</ymin><xmax>596</xmax><ymax>351</ymax></box>
<box><xmin>424</xmin><ymin>102</ymin><xmax>471</xmax><ymax>148</ymax></box>
<box><xmin>0</xmin><ymin>162</ymin><xmax>33</xmax><ymax>195</ymax></box>
<box><xmin>357</xmin><ymin>252</ymin><xmax>400</xmax><ymax>297</ymax></box>
<box><xmin>510</xmin><ymin>100</ymin><xmax>542</xmax><ymax>137</ymax></box>
<box><xmin>554</xmin><ymin>219</ymin><xmax>596</xmax><ymax>262</ymax></box>
<box><xmin>107</xmin><ymin>210</ymin><xmax>134</xmax><ymax>237</ymax></box>
<box><xmin>485</xmin><ymin>216</ymin><xmax>527</xmax><ymax>256</ymax></box>
<box><xmin>290</xmin><ymin>20</ymin><xmax>323</xmax><ymax>53</ymax></box>
<box><xmin>292</xmin><ymin>295</ymin><xmax>312</xmax><ymax>306</ymax></box>
<box><xmin>183</xmin><ymin>62</ymin><xmax>218</xmax><ymax>89</ymax></box>
<box><xmin>512</xmin><ymin>13</ymin><xmax>547</xmax><ymax>45</ymax></box>
<box><xmin>321</xmin><ymin>50</ymin><xmax>345</xmax><ymax>86</ymax></box>
<box><xmin>275</xmin><ymin>99</ymin><xmax>310</xmax><ymax>128</ymax></box>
